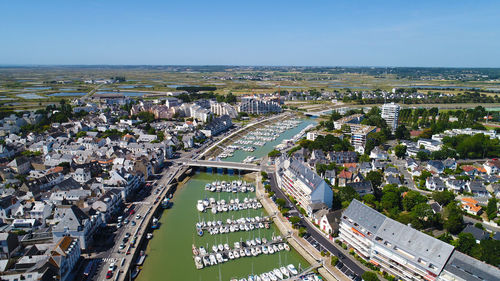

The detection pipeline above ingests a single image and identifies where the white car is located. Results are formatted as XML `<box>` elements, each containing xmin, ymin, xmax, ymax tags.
<box><xmin>108</xmin><ymin>263</ymin><xmax>115</xmax><ymax>271</ymax></box>
<box><xmin>135</xmin><ymin>215</ymin><xmax>141</xmax><ymax>220</ymax></box>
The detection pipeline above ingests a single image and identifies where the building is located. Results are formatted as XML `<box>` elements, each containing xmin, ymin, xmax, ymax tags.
<box><xmin>460</xmin><ymin>198</ymin><xmax>482</xmax><ymax>216</ymax></box>
<box><xmin>276</xmin><ymin>157</ymin><xmax>333</xmax><ymax>215</ymax></box>
<box><xmin>438</xmin><ymin>250</ymin><xmax>500</xmax><ymax>281</ymax></box>
<box><xmin>239</xmin><ymin>96</ymin><xmax>282</xmax><ymax>114</ymax></box>
<box><xmin>351</xmin><ymin>125</ymin><xmax>377</xmax><ymax>154</ymax></box>
<box><xmin>339</xmin><ymin>199</ymin><xmax>455</xmax><ymax>281</ymax></box>
<box><xmin>210</xmin><ymin>102</ymin><xmax>238</xmax><ymax>118</ymax></box>
<box><xmin>418</xmin><ymin>139</ymin><xmax>443</xmax><ymax>152</ymax></box>
<box><xmin>49</xmin><ymin>236</ymin><xmax>81</xmax><ymax>281</ymax></box>
<box><xmin>52</xmin><ymin>205</ymin><xmax>101</xmax><ymax>250</ymax></box>
<box><xmin>381</xmin><ymin>103</ymin><xmax>400</xmax><ymax>133</ymax></box>
<box><xmin>72</xmin><ymin>168</ymin><xmax>91</xmax><ymax>183</ymax></box>
<box><xmin>0</xmin><ymin>233</ymin><xmax>19</xmax><ymax>259</ymax></box>
<box><xmin>201</xmin><ymin>115</ymin><xmax>233</xmax><ymax>137</ymax></box>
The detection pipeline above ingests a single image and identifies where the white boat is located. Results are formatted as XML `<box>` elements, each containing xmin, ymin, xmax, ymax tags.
<box><xmin>273</xmin><ymin>269</ymin><xmax>283</xmax><ymax>280</ymax></box>
<box><xmin>233</xmin><ymin>250</ymin><xmax>240</xmax><ymax>259</ymax></box>
<box><xmin>287</xmin><ymin>264</ymin><xmax>298</xmax><ymax>275</ymax></box>
<box><xmin>280</xmin><ymin>267</ymin><xmax>290</xmax><ymax>278</ymax></box>
<box><xmin>268</xmin><ymin>272</ymin><xmax>278</xmax><ymax>281</ymax></box>
<box><xmin>284</xmin><ymin>244</ymin><xmax>290</xmax><ymax>251</ymax></box>
<box><xmin>146</xmin><ymin>233</ymin><xmax>153</xmax><ymax>239</ymax></box>
<box><xmin>196</xmin><ymin>200</ymin><xmax>204</xmax><ymax>212</ymax></box>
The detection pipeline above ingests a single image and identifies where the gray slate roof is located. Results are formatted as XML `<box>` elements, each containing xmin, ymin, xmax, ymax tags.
<box><xmin>443</xmin><ymin>251</ymin><xmax>500</xmax><ymax>281</ymax></box>
<box><xmin>343</xmin><ymin>199</ymin><xmax>386</xmax><ymax>233</ymax></box>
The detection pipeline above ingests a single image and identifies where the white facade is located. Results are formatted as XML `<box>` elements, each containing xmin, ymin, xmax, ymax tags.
<box><xmin>381</xmin><ymin>103</ymin><xmax>400</xmax><ymax>133</ymax></box>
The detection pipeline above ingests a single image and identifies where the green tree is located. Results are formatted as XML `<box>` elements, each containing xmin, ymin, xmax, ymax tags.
<box><xmin>416</xmin><ymin>150</ymin><xmax>429</xmax><ymax>161</ymax></box>
<box><xmin>444</xmin><ymin>202</ymin><xmax>464</xmax><ymax>234</ymax></box>
<box><xmin>363</xmin><ymin>194</ymin><xmax>377</xmax><ymax>208</ymax></box>
<box><xmin>395</xmin><ymin>125</ymin><xmax>410</xmax><ymax>140</ymax></box>
<box><xmin>366</xmin><ymin>170</ymin><xmax>383</xmax><ymax>188</ymax></box>
<box><xmin>381</xmin><ymin>191</ymin><xmax>400</xmax><ymax>211</ymax></box>
<box><xmin>289</xmin><ymin>216</ymin><xmax>301</xmax><ymax>225</ymax></box>
<box><xmin>402</xmin><ymin>191</ymin><xmax>427</xmax><ymax>211</ymax></box>
<box><xmin>275</xmin><ymin>198</ymin><xmax>287</xmax><ymax>210</ymax></box>
<box><xmin>486</xmin><ymin>197</ymin><xmax>498</xmax><ymax>220</ymax></box>
<box><xmin>479</xmin><ymin>239</ymin><xmax>500</xmax><ymax>266</ymax></box>
<box><xmin>361</xmin><ymin>271</ymin><xmax>380</xmax><ymax>281</ymax></box>
<box><xmin>456</xmin><ymin>233</ymin><xmax>477</xmax><ymax>255</ymax></box>
<box><xmin>394</xmin><ymin>144</ymin><xmax>407</xmax><ymax>159</ymax></box>
<box><xmin>268</xmin><ymin>149</ymin><xmax>282</xmax><ymax>158</ymax></box>
<box><xmin>432</xmin><ymin>190</ymin><xmax>455</xmax><ymax>206</ymax></box>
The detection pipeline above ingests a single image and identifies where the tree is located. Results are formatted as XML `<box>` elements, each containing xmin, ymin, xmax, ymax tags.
<box><xmin>486</xmin><ymin>197</ymin><xmax>498</xmax><ymax>220</ymax></box>
<box><xmin>416</xmin><ymin>150</ymin><xmax>429</xmax><ymax>161</ymax></box>
<box><xmin>363</xmin><ymin>194</ymin><xmax>377</xmax><ymax>208</ymax></box>
<box><xmin>402</xmin><ymin>191</ymin><xmax>427</xmax><ymax>211</ymax></box>
<box><xmin>359</xmin><ymin>154</ymin><xmax>370</xmax><ymax>163</ymax></box>
<box><xmin>381</xmin><ymin>191</ymin><xmax>400</xmax><ymax>211</ymax></box>
<box><xmin>338</xmin><ymin>185</ymin><xmax>360</xmax><ymax>203</ymax></box>
<box><xmin>444</xmin><ymin>202</ymin><xmax>464</xmax><ymax>234</ymax></box>
<box><xmin>394</xmin><ymin>144</ymin><xmax>407</xmax><ymax>159</ymax></box>
<box><xmin>395</xmin><ymin>125</ymin><xmax>410</xmax><ymax>140</ymax></box>
<box><xmin>289</xmin><ymin>216</ymin><xmax>301</xmax><ymax>225</ymax></box>
<box><xmin>275</xmin><ymin>198</ymin><xmax>286</xmax><ymax>210</ymax></box>
<box><xmin>366</xmin><ymin>170</ymin><xmax>383</xmax><ymax>188</ymax></box>
<box><xmin>479</xmin><ymin>239</ymin><xmax>500</xmax><ymax>266</ymax></box>
<box><xmin>361</xmin><ymin>271</ymin><xmax>380</xmax><ymax>281</ymax></box>
<box><xmin>268</xmin><ymin>150</ymin><xmax>282</xmax><ymax>158</ymax></box>
<box><xmin>432</xmin><ymin>190</ymin><xmax>455</xmax><ymax>206</ymax></box>
<box><xmin>456</xmin><ymin>233</ymin><xmax>477</xmax><ymax>255</ymax></box>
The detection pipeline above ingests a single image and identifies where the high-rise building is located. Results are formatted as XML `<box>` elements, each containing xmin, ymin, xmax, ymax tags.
<box><xmin>381</xmin><ymin>102</ymin><xmax>400</xmax><ymax>133</ymax></box>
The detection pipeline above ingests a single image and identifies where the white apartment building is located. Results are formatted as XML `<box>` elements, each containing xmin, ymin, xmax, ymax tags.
<box><xmin>239</xmin><ymin>96</ymin><xmax>282</xmax><ymax>115</ymax></box>
<box><xmin>351</xmin><ymin>125</ymin><xmax>376</xmax><ymax>154</ymax></box>
<box><xmin>276</xmin><ymin>157</ymin><xmax>333</xmax><ymax>215</ymax></box>
<box><xmin>340</xmin><ymin>199</ymin><xmax>455</xmax><ymax>281</ymax></box>
<box><xmin>381</xmin><ymin>103</ymin><xmax>400</xmax><ymax>133</ymax></box>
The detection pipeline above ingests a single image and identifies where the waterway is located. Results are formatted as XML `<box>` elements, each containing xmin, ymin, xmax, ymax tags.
<box><xmin>137</xmin><ymin>172</ymin><xmax>309</xmax><ymax>281</ymax></box>
<box><xmin>222</xmin><ymin>119</ymin><xmax>317</xmax><ymax>163</ymax></box>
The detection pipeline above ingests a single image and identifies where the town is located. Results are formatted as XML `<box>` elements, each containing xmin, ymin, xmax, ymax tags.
<box><xmin>0</xmin><ymin>69</ymin><xmax>498</xmax><ymax>281</ymax></box>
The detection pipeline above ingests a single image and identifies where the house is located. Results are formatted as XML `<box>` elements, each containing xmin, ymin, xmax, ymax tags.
<box><xmin>443</xmin><ymin>158</ymin><xmax>457</xmax><ymax>170</ymax></box>
<box><xmin>327</xmin><ymin>151</ymin><xmax>357</xmax><ymax>164</ymax></box>
<box><xmin>385</xmin><ymin>174</ymin><xmax>402</xmax><ymax>186</ymax></box>
<box><xmin>462</xmin><ymin>224</ymin><xmax>489</xmax><ymax>244</ymax></box>
<box><xmin>405</xmin><ymin>158</ymin><xmax>419</xmax><ymax>170</ymax></box>
<box><xmin>7</xmin><ymin>156</ymin><xmax>31</xmax><ymax>174</ymax></box>
<box><xmin>461</xmin><ymin>197</ymin><xmax>482</xmax><ymax>216</ymax></box>
<box><xmin>426</xmin><ymin>176</ymin><xmax>446</xmax><ymax>191</ymax></box>
<box><xmin>0</xmin><ymin>233</ymin><xmax>19</xmax><ymax>259</ymax></box>
<box><xmin>200</xmin><ymin>115</ymin><xmax>232</xmax><ymax>137</ymax></box>
<box><xmin>369</xmin><ymin>147</ymin><xmax>388</xmax><ymax>160</ymax></box>
<box><xmin>468</xmin><ymin>180</ymin><xmax>489</xmax><ymax>197</ymax></box>
<box><xmin>337</xmin><ymin>170</ymin><xmax>353</xmax><ymax>187</ymax></box>
<box><xmin>445</xmin><ymin>178</ymin><xmax>467</xmax><ymax>193</ymax></box>
<box><xmin>427</xmin><ymin>160</ymin><xmax>445</xmax><ymax>174</ymax></box>
<box><xmin>0</xmin><ymin>195</ymin><xmax>20</xmax><ymax>219</ymax></box>
<box><xmin>483</xmin><ymin>159</ymin><xmax>500</xmax><ymax>175</ymax></box>
<box><xmin>359</xmin><ymin>162</ymin><xmax>372</xmax><ymax>175</ymax></box>
<box><xmin>346</xmin><ymin>181</ymin><xmax>373</xmax><ymax>196</ymax></box>
<box><xmin>371</xmin><ymin>160</ymin><xmax>386</xmax><ymax>171</ymax></box>
<box><xmin>29</xmin><ymin>201</ymin><xmax>52</xmax><ymax>222</ymax></box>
<box><xmin>52</xmin><ymin>205</ymin><xmax>101</xmax><ymax>250</ymax></box>
<box><xmin>319</xmin><ymin>211</ymin><xmax>342</xmax><ymax>237</ymax></box>
<box><xmin>91</xmin><ymin>189</ymin><xmax>122</xmax><ymax>223</ymax></box>
<box><xmin>323</xmin><ymin>169</ymin><xmax>336</xmax><ymax>186</ymax></box>
<box><xmin>49</xmin><ymin>236</ymin><xmax>81</xmax><ymax>281</ymax></box>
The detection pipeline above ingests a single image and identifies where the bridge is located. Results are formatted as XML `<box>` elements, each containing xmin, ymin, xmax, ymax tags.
<box><xmin>176</xmin><ymin>159</ymin><xmax>262</xmax><ymax>172</ymax></box>
<box><xmin>305</xmin><ymin>109</ymin><xmax>333</xmax><ymax>117</ymax></box>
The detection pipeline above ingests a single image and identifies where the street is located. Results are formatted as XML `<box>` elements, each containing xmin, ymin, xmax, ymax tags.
<box><xmin>268</xmin><ymin>173</ymin><xmax>366</xmax><ymax>278</ymax></box>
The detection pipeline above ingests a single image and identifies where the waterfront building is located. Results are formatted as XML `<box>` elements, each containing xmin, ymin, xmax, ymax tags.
<box><xmin>210</xmin><ymin>101</ymin><xmax>238</xmax><ymax>118</ymax></box>
<box><xmin>381</xmin><ymin>102</ymin><xmax>400</xmax><ymax>133</ymax></box>
<box><xmin>52</xmin><ymin>205</ymin><xmax>101</xmax><ymax>250</ymax></box>
<box><xmin>438</xmin><ymin>251</ymin><xmax>500</xmax><ymax>281</ymax></box>
<box><xmin>340</xmin><ymin>199</ymin><xmax>455</xmax><ymax>281</ymax></box>
<box><xmin>201</xmin><ymin>115</ymin><xmax>233</xmax><ymax>137</ymax></box>
<box><xmin>276</xmin><ymin>157</ymin><xmax>333</xmax><ymax>215</ymax></box>
<box><xmin>239</xmin><ymin>96</ymin><xmax>282</xmax><ymax>114</ymax></box>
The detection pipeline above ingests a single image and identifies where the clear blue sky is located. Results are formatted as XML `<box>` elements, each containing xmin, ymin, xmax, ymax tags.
<box><xmin>1</xmin><ymin>0</ymin><xmax>499</xmax><ymax>67</ymax></box>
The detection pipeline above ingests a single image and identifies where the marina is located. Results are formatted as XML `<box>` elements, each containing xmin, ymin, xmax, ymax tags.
<box><xmin>195</xmin><ymin>215</ymin><xmax>272</xmax><ymax>236</ymax></box>
<box><xmin>192</xmin><ymin>235</ymin><xmax>289</xmax><ymax>269</ymax></box>
<box><xmin>219</xmin><ymin>119</ymin><xmax>317</xmax><ymax>162</ymax></box>
<box><xmin>136</xmin><ymin>173</ymin><xmax>309</xmax><ymax>281</ymax></box>
<box><xmin>196</xmin><ymin>197</ymin><xmax>263</xmax><ymax>213</ymax></box>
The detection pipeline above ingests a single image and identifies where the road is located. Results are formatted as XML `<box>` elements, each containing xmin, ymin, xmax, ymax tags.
<box><xmin>268</xmin><ymin>173</ymin><xmax>366</xmax><ymax>277</ymax></box>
